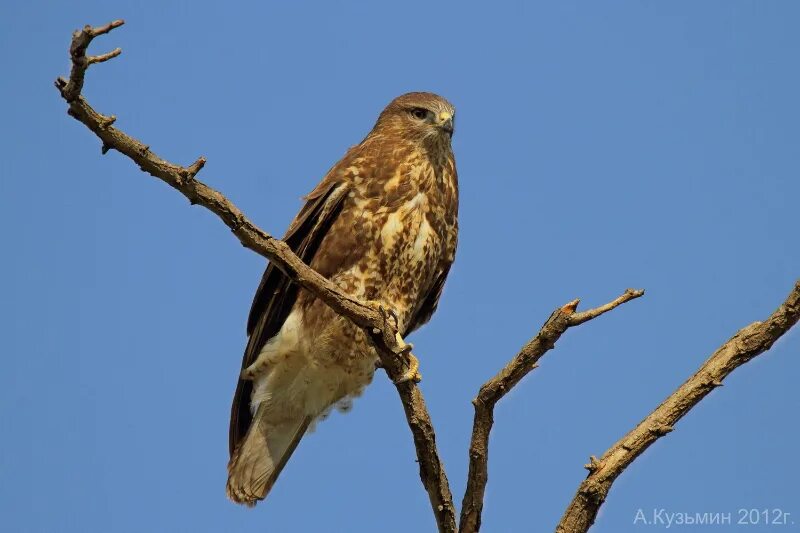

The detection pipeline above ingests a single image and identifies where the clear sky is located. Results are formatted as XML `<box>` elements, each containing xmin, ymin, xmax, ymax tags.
<box><xmin>2</xmin><ymin>1</ymin><xmax>798</xmax><ymax>532</ymax></box>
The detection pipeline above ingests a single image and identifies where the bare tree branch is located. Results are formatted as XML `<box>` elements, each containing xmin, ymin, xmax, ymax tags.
<box><xmin>556</xmin><ymin>280</ymin><xmax>800</xmax><ymax>533</ymax></box>
<box><xmin>60</xmin><ymin>20</ymin><xmax>124</xmax><ymax>102</ymax></box>
<box><xmin>459</xmin><ymin>289</ymin><xmax>644</xmax><ymax>533</ymax></box>
<box><xmin>54</xmin><ymin>21</ymin><xmax>457</xmax><ymax>532</ymax></box>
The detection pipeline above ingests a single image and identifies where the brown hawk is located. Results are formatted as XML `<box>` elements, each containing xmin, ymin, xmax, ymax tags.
<box><xmin>226</xmin><ymin>92</ymin><xmax>459</xmax><ymax>505</ymax></box>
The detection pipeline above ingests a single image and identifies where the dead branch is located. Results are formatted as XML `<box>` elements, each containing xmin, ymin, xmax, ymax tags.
<box><xmin>54</xmin><ymin>20</ymin><xmax>456</xmax><ymax>532</ymax></box>
<box><xmin>555</xmin><ymin>280</ymin><xmax>800</xmax><ymax>533</ymax></box>
<box><xmin>459</xmin><ymin>289</ymin><xmax>644</xmax><ymax>533</ymax></box>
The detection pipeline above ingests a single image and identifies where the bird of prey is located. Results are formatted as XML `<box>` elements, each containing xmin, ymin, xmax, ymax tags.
<box><xmin>226</xmin><ymin>92</ymin><xmax>459</xmax><ymax>506</ymax></box>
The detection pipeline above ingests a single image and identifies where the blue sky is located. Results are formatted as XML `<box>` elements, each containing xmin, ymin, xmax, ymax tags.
<box><xmin>2</xmin><ymin>1</ymin><xmax>798</xmax><ymax>532</ymax></box>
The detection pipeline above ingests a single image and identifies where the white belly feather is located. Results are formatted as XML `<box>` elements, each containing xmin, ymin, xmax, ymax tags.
<box><xmin>249</xmin><ymin>192</ymin><xmax>434</xmax><ymax>425</ymax></box>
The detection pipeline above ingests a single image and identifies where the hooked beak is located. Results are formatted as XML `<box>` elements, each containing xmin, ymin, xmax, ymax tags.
<box><xmin>436</xmin><ymin>111</ymin><xmax>454</xmax><ymax>135</ymax></box>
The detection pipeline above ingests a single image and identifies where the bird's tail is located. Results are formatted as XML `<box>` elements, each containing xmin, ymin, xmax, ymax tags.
<box><xmin>226</xmin><ymin>403</ymin><xmax>311</xmax><ymax>506</ymax></box>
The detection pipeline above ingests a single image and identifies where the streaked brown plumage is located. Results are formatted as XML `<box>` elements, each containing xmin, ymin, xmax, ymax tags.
<box><xmin>227</xmin><ymin>92</ymin><xmax>459</xmax><ymax>505</ymax></box>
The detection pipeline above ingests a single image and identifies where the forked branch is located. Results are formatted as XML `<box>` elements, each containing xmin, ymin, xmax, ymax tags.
<box><xmin>459</xmin><ymin>289</ymin><xmax>644</xmax><ymax>533</ymax></box>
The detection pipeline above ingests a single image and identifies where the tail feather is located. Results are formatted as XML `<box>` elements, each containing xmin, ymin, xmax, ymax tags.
<box><xmin>226</xmin><ymin>404</ymin><xmax>310</xmax><ymax>506</ymax></box>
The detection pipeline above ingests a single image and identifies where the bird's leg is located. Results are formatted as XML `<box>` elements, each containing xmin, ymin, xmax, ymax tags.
<box><xmin>369</xmin><ymin>302</ymin><xmax>422</xmax><ymax>384</ymax></box>
<box><xmin>393</xmin><ymin>331</ymin><xmax>421</xmax><ymax>384</ymax></box>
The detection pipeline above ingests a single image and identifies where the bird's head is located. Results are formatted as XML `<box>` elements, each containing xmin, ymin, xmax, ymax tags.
<box><xmin>373</xmin><ymin>92</ymin><xmax>455</xmax><ymax>144</ymax></box>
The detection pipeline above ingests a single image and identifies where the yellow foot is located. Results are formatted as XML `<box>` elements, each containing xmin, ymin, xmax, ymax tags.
<box><xmin>394</xmin><ymin>353</ymin><xmax>422</xmax><ymax>384</ymax></box>
<box><xmin>393</xmin><ymin>332</ymin><xmax>422</xmax><ymax>384</ymax></box>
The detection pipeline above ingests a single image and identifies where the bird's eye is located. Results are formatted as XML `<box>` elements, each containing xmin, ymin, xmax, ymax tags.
<box><xmin>410</xmin><ymin>108</ymin><xmax>428</xmax><ymax>120</ymax></box>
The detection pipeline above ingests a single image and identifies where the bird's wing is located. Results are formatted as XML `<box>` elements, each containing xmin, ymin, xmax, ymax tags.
<box><xmin>405</xmin><ymin>261</ymin><xmax>453</xmax><ymax>335</ymax></box>
<box><xmin>229</xmin><ymin>178</ymin><xmax>349</xmax><ymax>455</ymax></box>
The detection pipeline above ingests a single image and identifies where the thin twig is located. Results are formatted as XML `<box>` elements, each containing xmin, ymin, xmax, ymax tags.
<box><xmin>458</xmin><ymin>289</ymin><xmax>644</xmax><ymax>533</ymax></box>
<box><xmin>555</xmin><ymin>280</ymin><xmax>800</xmax><ymax>533</ymax></box>
<box><xmin>87</xmin><ymin>47</ymin><xmax>122</xmax><ymax>65</ymax></box>
<box><xmin>54</xmin><ymin>21</ymin><xmax>457</xmax><ymax>532</ymax></box>
<box><xmin>569</xmin><ymin>290</ymin><xmax>644</xmax><ymax>326</ymax></box>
